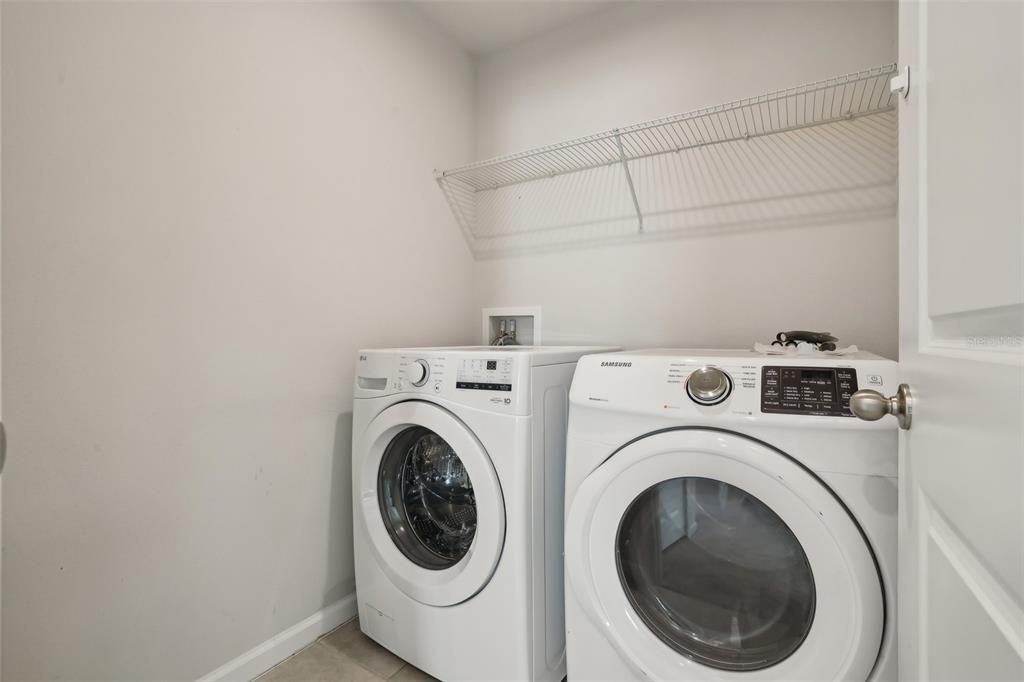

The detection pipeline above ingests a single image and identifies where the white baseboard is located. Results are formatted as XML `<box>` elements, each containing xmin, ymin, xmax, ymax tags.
<box><xmin>198</xmin><ymin>593</ymin><xmax>358</xmax><ymax>682</ymax></box>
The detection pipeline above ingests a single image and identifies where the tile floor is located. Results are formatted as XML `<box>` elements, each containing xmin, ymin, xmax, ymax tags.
<box><xmin>256</xmin><ymin>618</ymin><xmax>437</xmax><ymax>682</ymax></box>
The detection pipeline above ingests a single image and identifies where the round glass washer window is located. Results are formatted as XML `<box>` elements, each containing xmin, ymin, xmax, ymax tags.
<box><xmin>378</xmin><ymin>426</ymin><xmax>477</xmax><ymax>570</ymax></box>
<box><xmin>616</xmin><ymin>476</ymin><xmax>815</xmax><ymax>671</ymax></box>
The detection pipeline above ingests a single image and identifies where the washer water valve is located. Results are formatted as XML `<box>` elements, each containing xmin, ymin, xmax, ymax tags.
<box><xmin>492</xmin><ymin>319</ymin><xmax>518</xmax><ymax>346</ymax></box>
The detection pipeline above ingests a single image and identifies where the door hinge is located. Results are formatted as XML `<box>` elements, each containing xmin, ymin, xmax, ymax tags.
<box><xmin>890</xmin><ymin>65</ymin><xmax>911</xmax><ymax>99</ymax></box>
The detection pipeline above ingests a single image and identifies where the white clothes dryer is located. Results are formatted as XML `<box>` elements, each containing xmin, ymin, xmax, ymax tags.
<box><xmin>564</xmin><ymin>350</ymin><xmax>898</xmax><ymax>682</ymax></box>
<box><xmin>352</xmin><ymin>346</ymin><xmax>614</xmax><ymax>682</ymax></box>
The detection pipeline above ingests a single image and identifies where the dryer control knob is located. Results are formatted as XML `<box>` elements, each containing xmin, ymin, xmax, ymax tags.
<box><xmin>409</xmin><ymin>359</ymin><xmax>430</xmax><ymax>387</ymax></box>
<box><xmin>687</xmin><ymin>366</ymin><xmax>732</xmax><ymax>405</ymax></box>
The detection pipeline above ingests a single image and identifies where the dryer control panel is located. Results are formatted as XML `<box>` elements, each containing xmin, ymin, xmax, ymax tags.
<box><xmin>761</xmin><ymin>366</ymin><xmax>859</xmax><ymax>417</ymax></box>
<box><xmin>569</xmin><ymin>349</ymin><xmax>898</xmax><ymax>430</ymax></box>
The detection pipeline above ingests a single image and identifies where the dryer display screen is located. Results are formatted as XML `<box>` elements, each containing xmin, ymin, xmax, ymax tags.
<box><xmin>761</xmin><ymin>366</ymin><xmax>858</xmax><ymax>417</ymax></box>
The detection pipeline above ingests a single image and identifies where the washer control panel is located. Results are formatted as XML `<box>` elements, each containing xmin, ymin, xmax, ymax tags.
<box><xmin>761</xmin><ymin>366</ymin><xmax>859</xmax><ymax>417</ymax></box>
<box><xmin>456</xmin><ymin>357</ymin><xmax>514</xmax><ymax>392</ymax></box>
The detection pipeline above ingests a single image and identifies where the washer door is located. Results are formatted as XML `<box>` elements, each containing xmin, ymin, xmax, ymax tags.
<box><xmin>358</xmin><ymin>401</ymin><xmax>505</xmax><ymax>606</ymax></box>
<box><xmin>565</xmin><ymin>429</ymin><xmax>883</xmax><ymax>681</ymax></box>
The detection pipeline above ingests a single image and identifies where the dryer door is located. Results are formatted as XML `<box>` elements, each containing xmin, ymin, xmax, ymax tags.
<box><xmin>565</xmin><ymin>428</ymin><xmax>883</xmax><ymax>681</ymax></box>
<box><xmin>358</xmin><ymin>401</ymin><xmax>505</xmax><ymax>606</ymax></box>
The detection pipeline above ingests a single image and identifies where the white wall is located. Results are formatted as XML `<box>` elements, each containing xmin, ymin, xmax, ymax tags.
<box><xmin>1</xmin><ymin>2</ymin><xmax>902</xmax><ymax>679</ymax></box>
<box><xmin>473</xmin><ymin>1</ymin><xmax>899</xmax><ymax>358</ymax></box>
<box><xmin>1</xmin><ymin>3</ymin><xmax>475</xmax><ymax>680</ymax></box>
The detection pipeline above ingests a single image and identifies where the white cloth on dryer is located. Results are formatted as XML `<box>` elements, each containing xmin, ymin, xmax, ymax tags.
<box><xmin>753</xmin><ymin>342</ymin><xmax>860</xmax><ymax>356</ymax></box>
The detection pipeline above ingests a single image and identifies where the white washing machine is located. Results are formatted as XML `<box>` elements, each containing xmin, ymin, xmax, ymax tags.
<box><xmin>352</xmin><ymin>346</ymin><xmax>615</xmax><ymax>682</ymax></box>
<box><xmin>564</xmin><ymin>350</ymin><xmax>898</xmax><ymax>682</ymax></box>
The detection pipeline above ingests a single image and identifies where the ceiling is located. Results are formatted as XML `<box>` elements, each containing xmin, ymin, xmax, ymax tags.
<box><xmin>412</xmin><ymin>1</ymin><xmax>622</xmax><ymax>56</ymax></box>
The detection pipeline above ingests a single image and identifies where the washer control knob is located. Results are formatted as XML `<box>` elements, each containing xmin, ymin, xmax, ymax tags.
<box><xmin>687</xmin><ymin>366</ymin><xmax>732</xmax><ymax>405</ymax></box>
<box><xmin>408</xmin><ymin>359</ymin><xmax>430</xmax><ymax>387</ymax></box>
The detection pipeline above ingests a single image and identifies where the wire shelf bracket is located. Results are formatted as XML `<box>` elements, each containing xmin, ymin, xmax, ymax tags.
<box><xmin>614</xmin><ymin>130</ymin><xmax>644</xmax><ymax>232</ymax></box>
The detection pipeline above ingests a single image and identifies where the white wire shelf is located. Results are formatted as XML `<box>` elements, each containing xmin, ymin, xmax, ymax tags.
<box><xmin>437</xmin><ymin>63</ymin><xmax>900</xmax><ymax>257</ymax></box>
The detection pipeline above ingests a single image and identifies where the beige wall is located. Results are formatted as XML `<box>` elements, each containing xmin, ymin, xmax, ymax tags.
<box><xmin>2</xmin><ymin>2</ymin><xmax>903</xmax><ymax>679</ymax></box>
<box><xmin>472</xmin><ymin>1</ymin><xmax>900</xmax><ymax>358</ymax></box>
<box><xmin>1</xmin><ymin>3</ymin><xmax>475</xmax><ymax>679</ymax></box>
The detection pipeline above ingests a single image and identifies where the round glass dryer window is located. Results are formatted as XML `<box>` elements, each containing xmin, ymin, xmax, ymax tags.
<box><xmin>378</xmin><ymin>426</ymin><xmax>477</xmax><ymax>570</ymax></box>
<box><xmin>616</xmin><ymin>477</ymin><xmax>815</xmax><ymax>671</ymax></box>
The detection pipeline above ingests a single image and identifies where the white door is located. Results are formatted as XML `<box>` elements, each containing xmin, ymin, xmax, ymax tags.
<box><xmin>356</xmin><ymin>400</ymin><xmax>505</xmax><ymax>606</ymax></box>
<box><xmin>894</xmin><ymin>1</ymin><xmax>1024</xmax><ymax>679</ymax></box>
<box><xmin>564</xmin><ymin>429</ymin><xmax>884</xmax><ymax>681</ymax></box>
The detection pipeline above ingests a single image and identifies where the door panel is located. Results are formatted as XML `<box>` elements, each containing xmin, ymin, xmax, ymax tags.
<box><xmin>924</xmin><ymin>504</ymin><xmax>1023</xmax><ymax>681</ymax></box>
<box><xmin>565</xmin><ymin>429</ymin><xmax>883</xmax><ymax>681</ymax></box>
<box><xmin>925</xmin><ymin>2</ymin><xmax>1023</xmax><ymax>317</ymax></box>
<box><xmin>898</xmin><ymin>0</ymin><xmax>1024</xmax><ymax>679</ymax></box>
<box><xmin>356</xmin><ymin>401</ymin><xmax>505</xmax><ymax>606</ymax></box>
